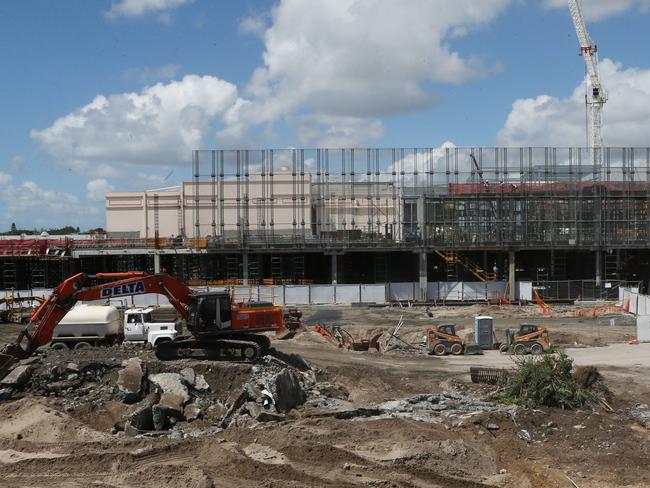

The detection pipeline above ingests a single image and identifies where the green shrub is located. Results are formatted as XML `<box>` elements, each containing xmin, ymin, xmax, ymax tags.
<box><xmin>498</xmin><ymin>353</ymin><xmax>598</xmax><ymax>409</ymax></box>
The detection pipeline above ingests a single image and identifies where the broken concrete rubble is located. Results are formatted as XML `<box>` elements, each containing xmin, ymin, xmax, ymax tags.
<box><xmin>305</xmin><ymin>391</ymin><xmax>516</xmax><ymax>423</ymax></box>
<box><xmin>181</xmin><ymin>367</ymin><xmax>210</xmax><ymax>391</ymax></box>
<box><xmin>125</xmin><ymin>392</ymin><xmax>160</xmax><ymax>433</ymax></box>
<box><xmin>0</xmin><ymin>364</ymin><xmax>33</xmax><ymax>387</ymax></box>
<box><xmin>269</xmin><ymin>369</ymin><xmax>307</xmax><ymax>413</ymax></box>
<box><xmin>184</xmin><ymin>401</ymin><xmax>203</xmax><ymax>422</ymax></box>
<box><xmin>149</xmin><ymin>372</ymin><xmax>190</xmax><ymax>412</ymax></box>
<box><xmin>117</xmin><ymin>358</ymin><xmax>145</xmax><ymax>403</ymax></box>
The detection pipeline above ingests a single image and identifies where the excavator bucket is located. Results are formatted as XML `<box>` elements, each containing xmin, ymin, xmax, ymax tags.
<box><xmin>0</xmin><ymin>354</ymin><xmax>17</xmax><ymax>380</ymax></box>
<box><xmin>275</xmin><ymin>327</ymin><xmax>297</xmax><ymax>340</ymax></box>
<box><xmin>0</xmin><ymin>344</ymin><xmax>23</xmax><ymax>380</ymax></box>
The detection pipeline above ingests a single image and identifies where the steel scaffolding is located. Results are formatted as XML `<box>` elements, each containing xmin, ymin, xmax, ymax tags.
<box><xmin>187</xmin><ymin>146</ymin><xmax>650</xmax><ymax>250</ymax></box>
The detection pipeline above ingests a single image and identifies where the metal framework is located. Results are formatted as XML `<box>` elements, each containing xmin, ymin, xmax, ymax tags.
<box><xmin>189</xmin><ymin>147</ymin><xmax>650</xmax><ymax>250</ymax></box>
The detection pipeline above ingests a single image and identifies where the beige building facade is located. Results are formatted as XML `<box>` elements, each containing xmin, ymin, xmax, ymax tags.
<box><xmin>106</xmin><ymin>171</ymin><xmax>401</xmax><ymax>241</ymax></box>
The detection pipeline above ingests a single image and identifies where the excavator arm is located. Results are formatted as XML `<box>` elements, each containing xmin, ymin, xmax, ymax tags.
<box><xmin>0</xmin><ymin>272</ymin><xmax>194</xmax><ymax>377</ymax></box>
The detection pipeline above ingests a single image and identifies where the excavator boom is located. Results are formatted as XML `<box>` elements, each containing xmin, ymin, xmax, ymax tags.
<box><xmin>0</xmin><ymin>272</ymin><xmax>195</xmax><ymax>378</ymax></box>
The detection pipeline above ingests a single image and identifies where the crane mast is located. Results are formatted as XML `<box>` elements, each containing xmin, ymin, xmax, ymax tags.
<box><xmin>568</xmin><ymin>0</ymin><xmax>606</xmax><ymax>169</ymax></box>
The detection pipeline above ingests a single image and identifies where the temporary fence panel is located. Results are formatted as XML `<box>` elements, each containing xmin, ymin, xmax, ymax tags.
<box><xmin>310</xmin><ymin>285</ymin><xmax>335</xmax><ymax>304</ymax></box>
<box><xmin>439</xmin><ymin>282</ymin><xmax>464</xmax><ymax>301</ymax></box>
<box><xmin>462</xmin><ymin>282</ymin><xmax>486</xmax><ymax>301</ymax></box>
<box><xmin>360</xmin><ymin>284</ymin><xmax>386</xmax><ymax>303</ymax></box>
<box><xmin>637</xmin><ymin>315</ymin><xmax>650</xmax><ymax>342</ymax></box>
<box><xmin>518</xmin><ymin>282</ymin><xmax>533</xmax><ymax>301</ymax></box>
<box><xmin>283</xmin><ymin>286</ymin><xmax>311</xmax><ymax>305</ymax></box>
<box><xmin>388</xmin><ymin>282</ymin><xmax>416</xmax><ymax>301</ymax></box>
<box><xmin>336</xmin><ymin>285</ymin><xmax>361</xmax><ymax>304</ymax></box>
<box><xmin>486</xmin><ymin>281</ymin><xmax>508</xmax><ymax>301</ymax></box>
<box><xmin>231</xmin><ymin>286</ymin><xmax>260</xmax><ymax>302</ymax></box>
<box><xmin>427</xmin><ymin>282</ymin><xmax>439</xmax><ymax>301</ymax></box>
<box><xmin>259</xmin><ymin>286</ymin><xmax>284</xmax><ymax>305</ymax></box>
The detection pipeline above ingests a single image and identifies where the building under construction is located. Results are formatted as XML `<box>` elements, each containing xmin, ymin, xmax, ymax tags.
<box><xmin>2</xmin><ymin>146</ymin><xmax>649</xmax><ymax>299</ymax></box>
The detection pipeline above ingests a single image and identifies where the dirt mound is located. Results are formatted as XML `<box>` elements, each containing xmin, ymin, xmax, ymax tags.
<box><xmin>0</xmin><ymin>398</ymin><xmax>108</xmax><ymax>443</ymax></box>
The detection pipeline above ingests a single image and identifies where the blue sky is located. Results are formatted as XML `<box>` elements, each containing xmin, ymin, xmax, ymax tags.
<box><xmin>1</xmin><ymin>0</ymin><xmax>650</xmax><ymax>231</ymax></box>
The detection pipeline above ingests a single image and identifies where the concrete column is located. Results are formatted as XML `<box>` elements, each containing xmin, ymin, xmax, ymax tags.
<box><xmin>153</xmin><ymin>253</ymin><xmax>161</xmax><ymax>274</ymax></box>
<box><xmin>242</xmin><ymin>253</ymin><xmax>249</xmax><ymax>286</ymax></box>
<box><xmin>416</xmin><ymin>196</ymin><xmax>426</xmax><ymax>243</ymax></box>
<box><xmin>550</xmin><ymin>249</ymin><xmax>555</xmax><ymax>279</ymax></box>
<box><xmin>331</xmin><ymin>254</ymin><xmax>338</xmax><ymax>284</ymax></box>
<box><xmin>419</xmin><ymin>251</ymin><xmax>428</xmax><ymax>302</ymax></box>
<box><xmin>508</xmin><ymin>250</ymin><xmax>516</xmax><ymax>302</ymax></box>
<box><xmin>595</xmin><ymin>250</ymin><xmax>602</xmax><ymax>286</ymax></box>
<box><xmin>175</xmin><ymin>254</ymin><xmax>185</xmax><ymax>280</ymax></box>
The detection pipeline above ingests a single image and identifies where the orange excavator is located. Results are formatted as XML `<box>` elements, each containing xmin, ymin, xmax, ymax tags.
<box><xmin>0</xmin><ymin>272</ymin><xmax>285</xmax><ymax>378</ymax></box>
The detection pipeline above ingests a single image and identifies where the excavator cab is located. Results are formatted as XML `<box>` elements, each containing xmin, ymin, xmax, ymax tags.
<box><xmin>187</xmin><ymin>292</ymin><xmax>282</xmax><ymax>337</ymax></box>
<box><xmin>188</xmin><ymin>292</ymin><xmax>233</xmax><ymax>333</ymax></box>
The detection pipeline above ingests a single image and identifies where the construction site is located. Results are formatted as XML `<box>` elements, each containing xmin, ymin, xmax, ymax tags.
<box><xmin>2</xmin><ymin>0</ymin><xmax>650</xmax><ymax>487</ymax></box>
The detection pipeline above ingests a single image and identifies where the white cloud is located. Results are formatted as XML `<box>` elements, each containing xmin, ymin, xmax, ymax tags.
<box><xmin>497</xmin><ymin>59</ymin><xmax>650</xmax><ymax>147</ymax></box>
<box><xmin>122</xmin><ymin>63</ymin><xmax>181</xmax><ymax>83</ymax></box>
<box><xmin>106</xmin><ymin>0</ymin><xmax>194</xmax><ymax>20</ymax></box>
<box><xmin>86</xmin><ymin>179</ymin><xmax>116</xmax><ymax>201</ymax></box>
<box><xmin>239</xmin><ymin>15</ymin><xmax>267</xmax><ymax>37</ymax></box>
<box><xmin>387</xmin><ymin>142</ymin><xmax>458</xmax><ymax>184</ymax></box>
<box><xmin>222</xmin><ymin>0</ymin><xmax>512</xmax><ymax>146</ymax></box>
<box><xmin>544</xmin><ymin>0</ymin><xmax>650</xmax><ymax>21</ymax></box>
<box><xmin>0</xmin><ymin>172</ymin><xmax>80</xmax><ymax>215</ymax></box>
<box><xmin>32</xmin><ymin>75</ymin><xmax>242</xmax><ymax>166</ymax></box>
<box><xmin>290</xmin><ymin>114</ymin><xmax>384</xmax><ymax>148</ymax></box>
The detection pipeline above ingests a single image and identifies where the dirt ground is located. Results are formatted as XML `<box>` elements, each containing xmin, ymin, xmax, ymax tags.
<box><xmin>0</xmin><ymin>303</ymin><xmax>648</xmax><ymax>488</ymax></box>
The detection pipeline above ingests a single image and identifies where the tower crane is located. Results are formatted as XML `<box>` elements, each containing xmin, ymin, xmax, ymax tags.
<box><xmin>568</xmin><ymin>0</ymin><xmax>607</xmax><ymax>169</ymax></box>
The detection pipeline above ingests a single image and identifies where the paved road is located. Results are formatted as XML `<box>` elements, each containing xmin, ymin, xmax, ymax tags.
<box><xmin>412</xmin><ymin>342</ymin><xmax>650</xmax><ymax>371</ymax></box>
<box><xmin>278</xmin><ymin>339</ymin><xmax>650</xmax><ymax>375</ymax></box>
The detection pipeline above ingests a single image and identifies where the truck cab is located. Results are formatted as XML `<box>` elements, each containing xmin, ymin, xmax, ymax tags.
<box><xmin>123</xmin><ymin>307</ymin><xmax>181</xmax><ymax>346</ymax></box>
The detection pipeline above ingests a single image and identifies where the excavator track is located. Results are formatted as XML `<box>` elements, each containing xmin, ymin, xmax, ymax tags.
<box><xmin>155</xmin><ymin>336</ymin><xmax>265</xmax><ymax>362</ymax></box>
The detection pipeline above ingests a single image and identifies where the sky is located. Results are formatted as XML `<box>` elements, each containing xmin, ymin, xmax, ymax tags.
<box><xmin>1</xmin><ymin>0</ymin><xmax>650</xmax><ymax>231</ymax></box>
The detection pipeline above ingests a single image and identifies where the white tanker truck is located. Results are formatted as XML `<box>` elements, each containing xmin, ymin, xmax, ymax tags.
<box><xmin>51</xmin><ymin>304</ymin><xmax>180</xmax><ymax>350</ymax></box>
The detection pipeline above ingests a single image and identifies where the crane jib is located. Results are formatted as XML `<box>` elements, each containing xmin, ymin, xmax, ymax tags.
<box><xmin>100</xmin><ymin>281</ymin><xmax>146</xmax><ymax>298</ymax></box>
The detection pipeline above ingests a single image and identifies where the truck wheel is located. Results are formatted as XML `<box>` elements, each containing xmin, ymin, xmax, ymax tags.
<box><xmin>530</xmin><ymin>343</ymin><xmax>544</xmax><ymax>355</ymax></box>
<box><xmin>499</xmin><ymin>344</ymin><xmax>510</xmax><ymax>354</ymax></box>
<box><xmin>74</xmin><ymin>342</ymin><xmax>92</xmax><ymax>350</ymax></box>
<box><xmin>450</xmin><ymin>343</ymin><xmax>463</xmax><ymax>355</ymax></box>
<box><xmin>432</xmin><ymin>343</ymin><xmax>447</xmax><ymax>356</ymax></box>
<box><xmin>50</xmin><ymin>342</ymin><xmax>68</xmax><ymax>351</ymax></box>
<box><xmin>514</xmin><ymin>344</ymin><xmax>527</xmax><ymax>355</ymax></box>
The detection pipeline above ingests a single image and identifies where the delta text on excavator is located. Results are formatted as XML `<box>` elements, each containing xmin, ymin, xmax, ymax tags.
<box><xmin>0</xmin><ymin>271</ymin><xmax>288</xmax><ymax>379</ymax></box>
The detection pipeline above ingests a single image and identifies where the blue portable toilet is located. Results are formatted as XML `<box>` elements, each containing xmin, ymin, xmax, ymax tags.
<box><xmin>474</xmin><ymin>316</ymin><xmax>494</xmax><ymax>350</ymax></box>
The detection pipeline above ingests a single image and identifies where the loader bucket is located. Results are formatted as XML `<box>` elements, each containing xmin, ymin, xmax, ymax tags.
<box><xmin>463</xmin><ymin>344</ymin><xmax>484</xmax><ymax>355</ymax></box>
